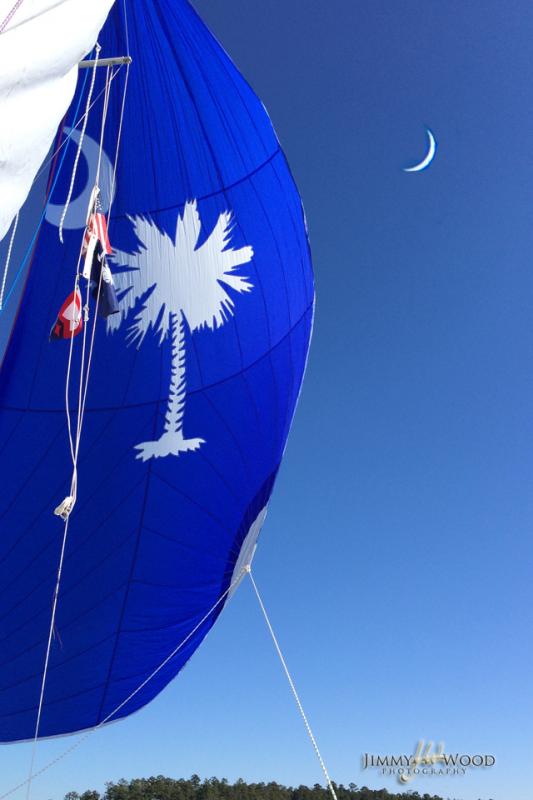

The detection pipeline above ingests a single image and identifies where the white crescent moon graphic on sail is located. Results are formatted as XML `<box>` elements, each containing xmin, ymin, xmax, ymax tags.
<box><xmin>403</xmin><ymin>128</ymin><xmax>437</xmax><ymax>172</ymax></box>
<box><xmin>45</xmin><ymin>127</ymin><xmax>116</xmax><ymax>229</ymax></box>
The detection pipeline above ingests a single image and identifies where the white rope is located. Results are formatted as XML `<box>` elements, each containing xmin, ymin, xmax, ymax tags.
<box><xmin>27</xmin><ymin>235</ymin><xmax>86</xmax><ymax>800</ymax></box>
<box><xmin>95</xmin><ymin>66</ymin><xmax>112</xmax><ymax>186</ymax></box>
<box><xmin>247</xmin><ymin>569</ymin><xmax>338</xmax><ymax>800</ymax></box>
<box><xmin>66</xmin><ymin>59</ymin><xmax>126</xmax><ymax>501</ymax></box>
<box><xmin>0</xmin><ymin>0</ymin><xmax>24</xmax><ymax>33</ymax></box>
<box><xmin>1</xmin><ymin>570</ymin><xmax>243</xmax><ymax>800</ymax></box>
<box><xmin>62</xmin><ymin>57</ymin><xmax>120</xmax><ymax>502</ymax></box>
<box><xmin>24</xmin><ymin>514</ymin><xmax>73</xmax><ymax>800</ymax></box>
<box><xmin>33</xmin><ymin>64</ymin><xmax>125</xmax><ymax>188</ymax></box>
<box><xmin>64</xmin><ymin>249</ymin><xmax>101</xmax><ymax>511</ymax></box>
<box><xmin>63</xmin><ymin>256</ymin><xmax>85</xmax><ymax>490</ymax></box>
<box><xmin>25</xmin><ymin>58</ymin><xmax>125</xmax><ymax>800</ymax></box>
<box><xmin>0</xmin><ymin>212</ymin><xmax>18</xmax><ymax>310</ymax></box>
<box><xmin>105</xmin><ymin>0</ymin><xmax>130</xmax><ymax>228</ymax></box>
<box><xmin>58</xmin><ymin>44</ymin><xmax>101</xmax><ymax>243</ymax></box>
<box><xmin>70</xmin><ymin>64</ymin><xmax>113</xmax><ymax>472</ymax></box>
<box><xmin>107</xmin><ymin>61</ymin><xmax>130</xmax><ymax>228</ymax></box>
<box><xmin>122</xmin><ymin>0</ymin><xmax>130</xmax><ymax>56</ymax></box>
<box><xmin>106</xmin><ymin>80</ymin><xmax>128</xmax><ymax>224</ymax></box>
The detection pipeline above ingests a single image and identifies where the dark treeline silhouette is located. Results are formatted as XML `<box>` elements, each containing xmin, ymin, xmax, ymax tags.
<box><xmin>63</xmin><ymin>775</ymin><xmax>458</xmax><ymax>800</ymax></box>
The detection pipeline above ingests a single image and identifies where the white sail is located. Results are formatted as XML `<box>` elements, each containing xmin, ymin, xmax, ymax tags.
<box><xmin>0</xmin><ymin>0</ymin><xmax>116</xmax><ymax>242</ymax></box>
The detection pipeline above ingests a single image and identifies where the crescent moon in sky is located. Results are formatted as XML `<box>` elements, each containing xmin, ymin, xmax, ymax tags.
<box><xmin>403</xmin><ymin>128</ymin><xmax>437</xmax><ymax>172</ymax></box>
<box><xmin>45</xmin><ymin>127</ymin><xmax>116</xmax><ymax>230</ymax></box>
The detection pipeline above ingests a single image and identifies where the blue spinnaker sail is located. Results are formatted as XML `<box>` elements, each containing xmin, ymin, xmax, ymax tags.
<box><xmin>0</xmin><ymin>0</ymin><xmax>313</xmax><ymax>741</ymax></box>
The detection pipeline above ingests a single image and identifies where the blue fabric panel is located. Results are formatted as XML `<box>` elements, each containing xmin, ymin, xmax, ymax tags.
<box><xmin>0</xmin><ymin>0</ymin><xmax>313</xmax><ymax>741</ymax></box>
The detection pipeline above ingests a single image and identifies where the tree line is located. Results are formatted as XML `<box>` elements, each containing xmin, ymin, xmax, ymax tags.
<box><xmin>63</xmin><ymin>774</ymin><xmax>460</xmax><ymax>800</ymax></box>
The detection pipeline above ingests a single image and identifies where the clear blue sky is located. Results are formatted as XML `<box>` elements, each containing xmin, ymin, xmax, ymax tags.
<box><xmin>3</xmin><ymin>2</ymin><xmax>533</xmax><ymax>799</ymax></box>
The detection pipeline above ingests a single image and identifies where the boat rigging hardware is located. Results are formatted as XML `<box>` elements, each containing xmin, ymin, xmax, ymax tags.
<box><xmin>79</xmin><ymin>56</ymin><xmax>132</xmax><ymax>68</ymax></box>
<box><xmin>53</xmin><ymin>496</ymin><xmax>75</xmax><ymax>521</ymax></box>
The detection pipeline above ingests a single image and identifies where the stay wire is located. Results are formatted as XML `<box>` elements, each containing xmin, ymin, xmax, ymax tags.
<box><xmin>26</xmin><ymin>57</ymin><xmax>118</xmax><ymax>800</ymax></box>
<box><xmin>23</xmin><ymin>512</ymin><xmax>73</xmax><ymax>800</ymax></box>
<box><xmin>8</xmin><ymin>28</ymin><xmax>129</xmax><ymax>800</ymax></box>
<box><xmin>24</xmin><ymin>56</ymin><xmax>99</xmax><ymax>794</ymax></box>
<box><xmin>122</xmin><ymin>0</ymin><xmax>130</xmax><ymax>56</ymax></box>
<box><xmin>58</xmin><ymin>44</ymin><xmax>101</xmax><ymax>244</ymax></box>
<box><xmin>107</xmin><ymin>61</ymin><xmax>130</xmax><ymax>228</ymax></box>
<box><xmin>75</xmin><ymin>57</ymin><xmax>130</xmax><ymax>450</ymax></box>
<box><xmin>247</xmin><ymin>569</ymin><xmax>338</xmax><ymax>800</ymax></box>
<box><xmin>67</xmin><ymin>59</ymin><xmax>126</xmax><ymax>490</ymax></box>
<box><xmin>95</xmin><ymin>66</ymin><xmax>112</xmax><ymax>186</ymax></box>
<box><xmin>0</xmin><ymin>0</ymin><xmax>24</xmax><ymax>33</ymax></box>
<box><xmin>34</xmin><ymin>64</ymin><xmax>124</xmax><ymax>189</ymax></box>
<box><xmin>70</xmin><ymin>65</ymin><xmax>112</xmax><ymax>480</ymax></box>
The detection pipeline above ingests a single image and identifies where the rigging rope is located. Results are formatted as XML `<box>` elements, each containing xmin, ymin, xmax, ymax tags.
<box><xmin>122</xmin><ymin>0</ymin><xmax>130</xmax><ymax>56</ymax></box>
<box><xmin>24</xmin><ymin>512</ymin><xmax>74</xmax><ymax>800</ymax></box>
<box><xmin>107</xmin><ymin>62</ymin><xmax>130</xmax><ymax>227</ymax></box>
<box><xmin>76</xmin><ymin>60</ymin><xmax>128</xmax><ymax>440</ymax></box>
<box><xmin>58</xmin><ymin>64</ymin><xmax>112</xmax><ymax>513</ymax></box>
<box><xmin>34</xmin><ymin>65</ymin><xmax>124</xmax><ymax>189</ymax></box>
<box><xmin>0</xmin><ymin>212</ymin><xmax>19</xmax><ymax>310</ymax></box>
<box><xmin>58</xmin><ymin>44</ymin><xmax>101</xmax><ymax>244</ymax></box>
<box><xmin>0</xmin><ymin>0</ymin><xmax>24</xmax><ymax>33</ymax></box>
<box><xmin>64</xmin><ymin>60</ymin><xmax>123</xmax><ymax>509</ymax></box>
<box><xmin>25</xmin><ymin>60</ymin><xmax>126</xmax><ymax>800</ymax></box>
<box><xmin>247</xmin><ymin>569</ymin><xmax>339</xmax><ymax>800</ymax></box>
<box><xmin>26</xmin><ymin>219</ymin><xmax>90</xmax><ymax>800</ymax></box>
<box><xmin>95</xmin><ymin>66</ymin><xmax>112</xmax><ymax>186</ymax></box>
<box><xmin>62</xmin><ymin>65</ymin><xmax>113</xmax><ymax>517</ymax></box>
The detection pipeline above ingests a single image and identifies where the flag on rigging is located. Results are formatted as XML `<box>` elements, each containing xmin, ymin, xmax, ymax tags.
<box><xmin>89</xmin><ymin>239</ymin><xmax>119</xmax><ymax>319</ymax></box>
<box><xmin>83</xmin><ymin>189</ymin><xmax>112</xmax><ymax>255</ymax></box>
<box><xmin>49</xmin><ymin>288</ymin><xmax>83</xmax><ymax>341</ymax></box>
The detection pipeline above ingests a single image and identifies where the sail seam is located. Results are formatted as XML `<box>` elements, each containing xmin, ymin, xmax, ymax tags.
<box><xmin>110</xmin><ymin>147</ymin><xmax>281</xmax><ymax>221</ymax></box>
<box><xmin>0</xmin><ymin>300</ymin><xmax>313</xmax><ymax>415</ymax></box>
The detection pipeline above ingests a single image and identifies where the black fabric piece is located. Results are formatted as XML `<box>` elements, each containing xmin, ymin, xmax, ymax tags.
<box><xmin>90</xmin><ymin>240</ymin><xmax>119</xmax><ymax>319</ymax></box>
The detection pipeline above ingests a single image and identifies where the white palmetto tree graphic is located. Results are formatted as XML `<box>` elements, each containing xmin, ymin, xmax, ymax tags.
<box><xmin>109</xmin><ymin>200</ymin><xmax>254</xmax><ymax>461</ymax></box>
